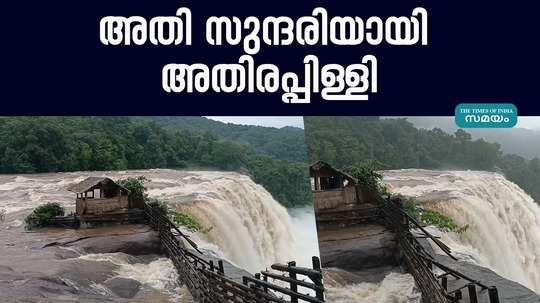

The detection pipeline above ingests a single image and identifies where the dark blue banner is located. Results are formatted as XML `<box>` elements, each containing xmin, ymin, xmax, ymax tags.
<box><xmin>3</xmin><ymin>1</ymin><xmax>538</xmax><ymax>115</ymax></box>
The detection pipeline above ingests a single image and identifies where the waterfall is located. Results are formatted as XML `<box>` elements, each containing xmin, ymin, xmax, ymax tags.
<box><xmin>384</xmin><ymin>169</ymin><xmax>540</xmax><ymax>293</ymax></box>
<box><xmin>149</xmin><ymin>171</ymin><xmax>298</xmax><ymax>273</ymax></box>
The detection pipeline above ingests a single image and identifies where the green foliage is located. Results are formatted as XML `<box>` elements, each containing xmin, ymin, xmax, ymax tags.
<box><xmin>171</xmin><ymin>211</ymin><xmax>211</xmax><ymax>233</ymax></box>
<box><xmin>304</xmin><ymin>117</ymin><xmax>540</xmax><ymax>204</ymax></box>
<box><xmin>147</xmin><ymin>199</ymin><xmax>169</xmax><ymax>215</ymax></box>
<box><xmin>403</xmin><ymin>198</ymin><xmax>421</xmax><ymax>220</ymax></box>
<box><xmin>24</xmin><ymin>203</ymin><xmax>65</xmax><ymax>230</ymax></box>
<box><xmin>421</xmin><ymin>211</ymin><xmax>468</xmax><ymax>233</ymax></box>
<box><xmin>402</xmin><ymin>198</ymin><xmax>468</xmax><ymax>234</ymax></box>
<box><xmin>344</xmin><ymin>162</ymin><xmax>382</xmax><ymax>193</ymax></box>
<box><xmin>147</xmin><ymin>198</ymin><xmax>210</xmax><ymax>233</ymax></box>
<box><xmin>245</xmin><ymin>155</ymin><xmax>311</xmax><ymax>208</ymax></box>
<box><xmin>0</xmin><ymin>117</ymin><xmax>311</xmax><ymax>208</ymax></box>
<box><xmin>142</xmin><ymin>117</ymin><xmax>308</xmax><ymax>163</ymax></box>
<box><xmin>117</xmin><ymin>176</ymin><xmax>149</xmax><ymax>206</ymax></box>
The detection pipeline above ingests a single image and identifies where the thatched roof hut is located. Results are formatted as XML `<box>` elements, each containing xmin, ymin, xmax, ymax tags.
<box><xmin>67</xmin><ymin>177</ymin><xmax>130</xmax><ymax>216</ymax></box>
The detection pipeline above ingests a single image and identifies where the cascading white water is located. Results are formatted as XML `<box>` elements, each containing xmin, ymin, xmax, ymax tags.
<box><xmin>148</xmin><ymin>171</ymin><xmax>298</xmax><ymax>273</ymax></box>
<box><xmin>384</xmin><ymin>169</ymin><xmax>540</xmax><ymax>293</ymax></box>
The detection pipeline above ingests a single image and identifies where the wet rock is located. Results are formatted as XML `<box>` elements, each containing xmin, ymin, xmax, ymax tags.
<box><xmin>105</xmin><ymin>277</ymin><xmax>142</xmax><ymax>298</ymax></box>
<box><xmin>71</xmin><ymin>229</ymin><xmax>162</xmax><ymax>256</ymax></box>
<box><xmin>0</xmin><ymin>223</ymin><xmax>167</xmax><ymax>302</ymax></box>
<box><xmin>318</xmin><ymin>224</ymin><xmax>399</xmax><ymax>273</ymax></box>
<box><xmin>39</xmin><ymin>225</ymin><xmax>162</xmax><ymax>256</ymax></box>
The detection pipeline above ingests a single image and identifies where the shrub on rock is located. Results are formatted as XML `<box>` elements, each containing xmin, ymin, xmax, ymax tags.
<box><xmin>24</xmin><ymin>203</ymin><xmax>65</xmax><ymax>230</ymax></box>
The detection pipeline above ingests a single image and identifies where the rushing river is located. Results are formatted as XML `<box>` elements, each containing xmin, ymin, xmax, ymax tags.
<box><xmin>0</xmin><ymin>169</ymin><xmax>319</xmax><ymax>302</ymax></box>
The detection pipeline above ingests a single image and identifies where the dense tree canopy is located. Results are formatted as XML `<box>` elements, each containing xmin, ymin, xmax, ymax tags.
<box><xmin>304</xmin><ymin>117</ymin><xmax>540</xmax><ymax>204</ymax></box>
<box><xmin>0</xmin><ymin>117</ymin><xmax>310</xmax><ymax>208</ymax></box>
<box><xmin>141</xmin><ymin>117</ymin><xmax>308</xmax><ymax>163</ymax></box>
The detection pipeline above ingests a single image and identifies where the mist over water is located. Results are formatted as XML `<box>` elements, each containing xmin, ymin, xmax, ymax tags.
<box><xmin>384</xmin><ymin>169</ymin><xmax>540</xmax><ymax>293</ymax></box>
<box><xmin>288</xmin><ymin>207</ymin><xmax>320</xmax><ymax>268</ymax></box>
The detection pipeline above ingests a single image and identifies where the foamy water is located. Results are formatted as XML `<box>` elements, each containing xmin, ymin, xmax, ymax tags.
<box><xmin>80</xmin><ymin>253</ymin><xmax>177</xmax><ymax>290</ymax></box>
<box><xmin>79</xmin><ymin>253</ymin><xmax>192</xmax><ymax>302</ymax></box>
<box><xmin>384</xmin><ymin>169</ymin><xmax>540</xmax><ymax>293</ymax></box>
<box><xmin>326</xmin><ymin>273</ymin><xmax>421</xmax><ymax>303</ymax></box>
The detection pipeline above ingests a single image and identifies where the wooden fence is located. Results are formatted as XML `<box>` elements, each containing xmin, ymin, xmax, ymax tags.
<box><xmin>144</xmin><ymin>203</ymin><xmax>325</xmax><ymax>303</ymax></box>
<box><xmin>380</xmin><ymin>197</ymin><xmax>501</xmax><ymax>303</ymax></box>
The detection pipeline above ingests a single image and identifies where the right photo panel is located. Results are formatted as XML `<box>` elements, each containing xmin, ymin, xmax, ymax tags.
<box><xmin>304</xmin><ymin>116</ymin><xmax>540</xmax><ymax>303</ymax></box>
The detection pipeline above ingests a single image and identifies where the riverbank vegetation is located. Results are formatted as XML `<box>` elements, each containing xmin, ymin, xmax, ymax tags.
<box><xmin>402</xmin><ymin>198</ymin><xmax>469</xmax><ymax>234</ymax></box>
<box><xmin>149</xmin><ymin>198</ymin><xmax>209</xmax><ymax>233</ymax></box>
<box><xmin>344</xmin><ymin>161</ymin><xmax>383</xmax><ymax>193</ymax></box>
<box><xmin>305</xmin><ymin>117</ymin><xmax>540</xmax><ymax>204</ymax></box>
<box><xmin>0</xmin><ymin>117</ymin><xmax>310</xmax><ymax>207</ymax></box>
<box><xmin>171</xmin><ymin>212</ymin><xmax>212</xmax><ymax>233</ymax></box>
<box><xmin>24</xmin><ymin>203</ymin><xmax>65</xmax><ymax>230</ymax></box>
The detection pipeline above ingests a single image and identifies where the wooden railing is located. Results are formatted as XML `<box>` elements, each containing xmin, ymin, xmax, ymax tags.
<box><xmin>380</xmin><ymin>197</ymin><xmax>501</xmax><ymax>303</ymax></box>
<box><xmin>144</xmin><ymin>203</ymin><xmax>325</xmax><ymax>303</ymax></box>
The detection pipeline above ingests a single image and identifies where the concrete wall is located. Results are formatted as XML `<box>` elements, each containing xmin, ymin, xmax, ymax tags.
<box><xmin>314</xmin><ymin>186</ymin><xmax>358</xmax><ymax>212</ymax></box>
<box><xmin>76</xmin><ymin>196</ymin><xmax>129</xmax><ymax>215</ymax></box>
<box><xmin>313</xmin><ymin>190</ymin><xmax>343</xmax><ymax>211</ymax></box>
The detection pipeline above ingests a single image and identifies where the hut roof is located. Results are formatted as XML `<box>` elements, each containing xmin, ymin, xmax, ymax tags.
<box><xmin>67</xmin><ymin>177</ymin><xmax>128</xmax><ymax>194</ymax></box>
<box><xmin>309</xmin><ymin>161</ymin><xmax>358</xmax><ymax>184</ymax></box>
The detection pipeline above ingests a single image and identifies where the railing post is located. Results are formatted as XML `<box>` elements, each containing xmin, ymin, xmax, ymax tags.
<box><xmin>288</xmin><ymin>261</ymin><xmax>299</xmax><ymax>303</ymax></box>
<box><xmin>312</xmin><ymin>256</ymin><xmax>325</xmax><ymax>300</ymax></box>
<box><xmin>218</xmin><ymin>260</ymin><xmax>224</xmax><ymax>274</ymax></box>
<box><xmin>488</xmin><ymin>286</ymin><xmax>500</xmax><ymax>303</ymax></box>
<box><xmin>441</xmin><ymin>276</ymin><xmax>448</xmax><ymax>291</ymax></box>
<box><xmin>312</xmin><ymin>256</ymin><xmax>321</xmax><ymax>271</ymax></box>
<box><xmin>454</xmin><ymin>289</ymin><xmax>462</xmax><ymax>301</ymax></box>
<box><xmin>262</xmin><ymin>272</ymin><xmax>268</xmax><ymax>293</ymax></box>
<box><xmin>467</xmin><ymin>284</ymin><xmax>478</xmax><ymax>303</ymax></box>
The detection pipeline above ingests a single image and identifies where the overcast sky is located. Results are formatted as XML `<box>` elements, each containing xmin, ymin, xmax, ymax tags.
<box><xmin>206</xmin><ymin>116</ymin><xmax>304</xmax><ymax>129</ymax></box>
<box><xmin>207</xmin><ymin>116</ymin><xmax>540</xmax><ymax>130</ymax></box>
<box><xmin>517</xmin><ymin>117</ymin><xmax>540</xmax><ymax>129</ymax></box>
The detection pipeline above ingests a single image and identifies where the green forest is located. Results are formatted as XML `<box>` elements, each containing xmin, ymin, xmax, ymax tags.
<box><xmin>0</xmin><ymin>117</ymin><xmax>310</xmax><ymax>208</ymax></box>
<box><xmin>142</xmin><ymin>117</ymin><xmax>308</xmax><ymax>163</ymax></box>
<box><xmin>304</xmin><ymin>117</ymin><xmax>540</xmax><ymax>204</ymax></box>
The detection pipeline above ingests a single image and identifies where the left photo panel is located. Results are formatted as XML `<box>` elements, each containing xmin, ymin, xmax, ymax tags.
<box><xmin>0</xmin><ymin>116</ymin><xmax>321</xmax><ymax>303</ymax></box>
